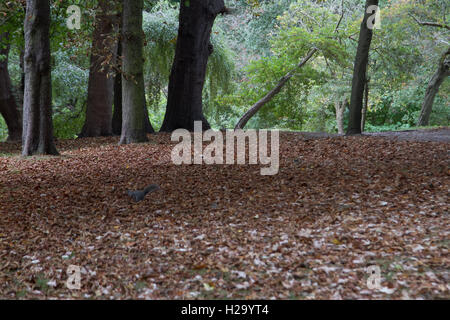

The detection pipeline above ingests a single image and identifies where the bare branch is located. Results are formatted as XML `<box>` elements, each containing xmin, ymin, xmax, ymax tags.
<box><xmin>409</xmin><ymin>14</ymin><xmax>450</xmax><ymax>30</ymax></box>
<box><xmin>334</xmin><ymin>0</ymin><xmax>345</xmax><ymax>33</ymax></box>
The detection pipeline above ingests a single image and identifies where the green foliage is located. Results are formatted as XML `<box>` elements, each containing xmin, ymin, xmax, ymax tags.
<box><xmin>52</xmin><ymin>50</ymin><xmax>89</xmax><ymax>109</ymax></box>
<box><xmin>0</xmin><ymin>116</ymin><xmax>7</xmax><ymax>141</ymax></box>
<box><xmin>361</xmin><ymin>0</ymin><xmax>450</xmax><ymax>131</ymax></box>
<box><xmin>367</xmin><ymin>78</ymin><xmax>450</xmax><ymax>129</ymax></box>
<box><xmin>142</xmin><ymin>1</ymin><xmax>179</xmax><ymax>110</ymax></box>
<box><xmin>147</xmin><ymin>101</ymin><xmax>167</xmax><ymax>132</ymax></box>
<box><xmin>218</xmin><ymin>0</ymin><xmax>351</xmax><ymax>129</ymax></box>
<box><xmin>303</xmin><ymin>86</ymin><xmax>345</xmax><ymax>133</ymax></box>
<box><xmin>142</xmin><ymin>0</ymin><xmax>235</xmax><ymax>128</ymax></box>
<box><xmin>237</xmin><ymin>0</ymin><xmax>294</xmax><ymax>56</ymax></box>
<box><xmin>1</xmin><ymin>0</ymin><xmax>448</xmax><ymax>139</ymax></box>
<box><xmin>217</xmin><ymin>0</ymin><xmax>449</xmax><ymax>131</ymax></box>
<box><xmin>0</xmin><ymin>1</ymin><xmax>25</xmax><ymax>45</ymax></box>
<box><xmin>51</xmin><ymin>49</ymin><xmax>89</xmax><ymax>139</ymax></box>
<box><xmin>53</xmin><ymin>107</ymin><xmax>86</xmax><ymax>140</ymax></box>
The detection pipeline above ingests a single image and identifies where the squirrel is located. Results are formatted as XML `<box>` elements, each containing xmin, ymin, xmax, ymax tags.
<box><xmin>127</xmin><ymin>184</ymin><xmax>160</xmax><ymax>202</ymax></box>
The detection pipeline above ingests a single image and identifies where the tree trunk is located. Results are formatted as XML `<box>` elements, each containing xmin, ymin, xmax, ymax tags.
<box><xmin>361</xmin><ymin>78</ymin><xmax>369</xmax><ymax>132</ymax></box>
<box><xmin>18</xmin><ymin>46</ymin><xmax>25</xmax><ymax>109</ymax></box>
<box><xmin>22</xmin><ymin>0</ymin><xmax>58</xmax><ymax>156</ymax></box>
<box><xmin>18</xmin><ymin>6</ymin><xmax>26</xmax><ymax>108</ymax></box>
<box><xmin>417</xmin><ymin>47</ymin><xmax>450</xmax><ymax>126</ymax></box>
<box><xmin>346</xmin><ymin>0</ymin><xmax>378</xmax><ymax>135</ymax></box>
<box><xmin>119</xmin><ymin>0</ymin><xmax>151</xmax><ymax>144</ymax></box>
<box><xmin>0</xmin><ymin>33</ymin><xmax>22</xmax><ymax>141</ymax></box>
<box><xmin>79</xmin><ymin>0</ymin><xmax>118</xmax><ymax>137</ymax></box>
<box><xmin>142</xmin><ymin>90</ymin><xmax>154</xmax><ymax>133</ymax></box>
<box><xmin>112</xmin><ymin>39</ymin><xmax>122</xmax><ymax>135</ymax></box>
<box><xmin>235</xmin><ymin>48</ymin><xmax>317</xmax><ymax>130</ymax></box>
<box><xmin>160</xmin><ymin>0</ymin><xmax>227</xmax><ymax>132</ymax></box>
<box><xmin>334</xmin><ymin>98</ymin><xmax>347</xmax><ymax>135</ymax></box>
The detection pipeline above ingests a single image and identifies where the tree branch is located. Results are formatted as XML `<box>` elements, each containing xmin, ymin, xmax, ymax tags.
<box><xmin>409</xmin><ymin>14</ymin><xmax>450</xmax><ymax>30</ymax></box>
<box><xmin>234</xmin><ymin>48</ymin><xmax>318</xmax><ymax>130</ymax></box>
<box><xmin>334</xmin><ymin>0</ymin><xmax>345</xmax><ymax>33</ymax></box>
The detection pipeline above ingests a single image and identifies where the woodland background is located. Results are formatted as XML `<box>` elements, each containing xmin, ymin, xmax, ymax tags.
<box><xmin>0</xmin><ymin>0</ymin><xmax>448</xmax><ymax>141</ymax></box>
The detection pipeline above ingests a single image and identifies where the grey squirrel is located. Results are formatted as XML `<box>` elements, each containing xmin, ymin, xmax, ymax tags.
<box><xmin>127</xmin><ymin>184</ymin><xmax>160</xmax><ymax>202</ymax></box>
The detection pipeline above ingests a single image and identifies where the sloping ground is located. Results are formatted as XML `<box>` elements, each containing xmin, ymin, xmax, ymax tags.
<box><xmin>0</xmin><ymin>131</ymin><xmax>448</xmax><ymax>299</ymax></box>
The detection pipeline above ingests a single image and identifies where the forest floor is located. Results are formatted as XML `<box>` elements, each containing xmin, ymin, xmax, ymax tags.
<box><xmin>295</xmin><ymin>127</ymin><xmax>450</xmax><ymax>143</ymax></box>
<box><xmin>0</xmin><ymin>128</ymin><xmax>448</xmax><ymax>299</ymax></box>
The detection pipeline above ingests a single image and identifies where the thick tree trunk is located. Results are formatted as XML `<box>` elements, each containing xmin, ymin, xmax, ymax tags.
<box><xmin>235</xmin><ymin>48</ymin><xmax>317</xmax><ymax>130</ymax></box>
<box><xmin>112</xmin><ymin>39</ymin><xmax>122</xmax><ymax>135</ymax></box>
<box><xmin>79</xmin><ymin>0</ymin><xmax>118</xmax><ymax>137</ymax></box>
<box><xmin>334</xmin><ymin>98</ymin><xmax>347</xmax><ymax>135</ymax></box>
<box><xmin>361</xmin><ymin>78</ymin><xmax>369</xmax><ymax>132</ymax></box>
<box><xmin>119</xmin><ymin>0</ymin><xmax>152</xmax><ymax>144</ymax></box>
<box><xmin>160</xmin><ymin>0</ymin><xmax>227</xmax><ymax>132</ymax></box>
<box><xmin>417</xmin><ymin>47</ymin><xmax>450</xmax><ymax>126</ymax></box>
<box><xmin>0</xmin><ymin>33</ymin><xmax>22</xmax><ymax>141</ymax></box>
<box><xmin>22</xmin><ymin>0</ymin><xmax>58</xmax><ymax>156</ymax></box>
<box><xmin>346</xmin><ymin>0</ymin><xmax>378</xmax><ymax>135</ymax></box>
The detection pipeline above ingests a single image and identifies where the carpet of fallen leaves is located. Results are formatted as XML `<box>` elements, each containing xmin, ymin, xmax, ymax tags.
<box><xmin>0</xmin><ymin>131</ymin><xmax>448</xmax><ymax>300</ymax></box>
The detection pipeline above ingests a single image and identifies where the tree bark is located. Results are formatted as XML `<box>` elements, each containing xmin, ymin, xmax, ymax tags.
<box><xmin>18</xmin><ymin>48</ymin><xmax>25</xmax><ymax>107</ymax></box>
<box><xmin>346</xmin><ymin>0</ymin><xmax>378</xmax><ymax>135</ymax></box>
<box><xmin>235</xmin><ymin>48</ymin><xmax>317</xmax><ymax>130</ymax></box>
<box><xmin>334</xmin><ymin>98</ymin><xmax>347</xmax><ymax>135</ymax></box>
<box><xmin>142</xmin><ymin>90</ymin><xmax>154</xmax><ymax>134</ymax></box>
<box><xmin>79</xmin><ymin>0</ymin><xmax>118</xmax><ymax>137</ymax></box>
<box><xmin>160</xmin><ymin>0</ymin><xmax>227</xmax><ymax>132</ymax></box>
<box><xmin>361</xmin><ymin>78</ymin><xmax>369</xmax><ymax>132</ymax></box>
<box><xmin>119</xmin><ymin>0</ymin><xmax>152</xmax><ymax>144</ymax></box>
<box><xmin>22</xmin><ymin>0</ymin><xmax>58</xmax><ymax>155</ymax></box>
<box><xmin>417</xmin><ymin>47</ymin><xmax>450</xmax><ymax>126</ymax></box>
<box><xmin>0</xmin><ymin>33</ymin><xmax>22</xmax><ymax>141</ymax></box>
<box><xmin>112</xmin><ymin>39</ymin><xmax>122</xmax><ymax>135</ymax></box>
<box><xmin>112</xmin><ymin>30</ymin><xmax>152</xmax><ymax>136</ymax></box>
